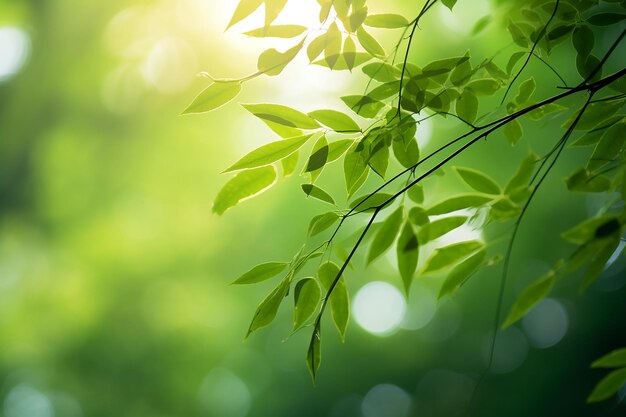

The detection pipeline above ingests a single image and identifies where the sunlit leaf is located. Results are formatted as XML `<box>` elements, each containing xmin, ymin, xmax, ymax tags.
<box><xmin>348</xmin><ymin>193</ymin><xmax>394</xmax><ymax>212</ymax></box>
<box><xmin>246</xmin><ymin>276</ymin><xmax>290</xmax><ymax>337</ymax></box>
<box><xmin>258</xmin><ymin>39</ymin><xmax>305</xmax><ymax>76</ymax></box>
<box><xmin>224</xmin><ymin>134</ymin><xmax>312</xmax><ymax>172</ymax></box>
<box><xmin>439</xmin><ymin>249</ymin><xmax>486</xmax><ymax>299</ymax></box>
<box><xmin>580</xmin><ymin>237</ymin><xmax>620</xmax><ymax>292</ymax></box>
<box><xmin>182</xmin><ymin>82</ymin><xmax>242</xmax><ymax>114</ymax></box>
<box><xmin>243</xmin><ymin>103</ymin><xmax>320</xmax><ymax>129</ymax></box>
<box><xmin>456</xmin><ymin>89</ymin><xmax>479</xmax><ymax>124</ymax></box>
<box><xmin>306</xmin><ymin>324</ymin><xmax>321</xmax><ymax>382</ymax></box>
<box><xmin>455</xmin><ymin>167</ymin><xmax>501</xmax><ymax>195</ymax></box>
<box><xmin>441</xmin><ymin>0</ymin><xmax>458</xmax><ymax>10</ymax></box>
<box><xmin>466</xmin><ymin>78</ymin><xmax>500</xmax><ymax>96</ymax></box>
<box><xmin>426</xmin><ymin>194</ymin><xmax>493</xmax><ymax>215</ymax></box>
<box><xmin>364</xmin><ymin>13</ymin><xmax>409</xmax><ymax>28</ymax></box>
<box><xmin>515</xmin><ymin>77</ymin><xmax>536</xmax><ymax>105</ymax></box>
<box><xmin>562</xmin><ymin>215</ymin><xmax>621</xmax><ymax>244</ymax></box>
<box><xmin>502</xmin><ymin>271</ymin><xmax>555</xmax><ymax>328</ymax></box>
<box><xmin>397</xmin><ymin>221</ymin><xmax>419</xmax><ymax>294</ymax></box>
<box><xmin>357</xmin><ymin>27</ymin><xmax>385</xmax><ymax>58</ymax></box>
<box><xmin>367</xmin><ymin>206</ymin><xmax>404</xmax><ymax>264</ymax></box>
<box><xmin>231</xmin><ymin>261</ymin><xmax>288</xmax><ymax>285</ymax></box>
<box><xmin>308</xmin><ymin>212</ymin><xmax>340</xmax><ymax>237</ymax></box>
<box><xmin>343</xmin><ymin>36</ymin><xmax>357</xmax><ymax>70</ymax></box>
<box><xmin>226</xmin><ymin>0</ymin><xmax>264</xmax><ymax>29</ymax></box>
<box><xmin>421</xmin><ymin>240</ymin><xmax>484</xmax><ymax>274</ymax></box>
<box><xmin>504</xmin><ymin>119</ymin><xmax>523</xmax><ymax>146</ymax></box>
<box><xmin>301</xmin><ymin>184</ymin><xmax>336</xmax><ymax>205</ymax></box>
<box><xmin>417</xmin><ymin>216</ymin><xmax>467</xmax><ymax>244</ymax></box>
<box><xmin>318</xmin><ymin>262</ymin><xmax>350</xmax><ymax>340</ymax></box>
<box><xmin>293</xmin><ymin>278</ymin><xmax>321</xmax><ymax>330</ymax></box>
<box><xmin>309</xmin><ymin>109</ymin><xmax>360</xmax><ymax>132</ymax></box>
<box><xmin>213</xmin><ymin>166</ymin><xmax>277</xmax><ymax>215</ymax></box>
<box><xmin>264</xmin><ymin>0</ymin><xmax>288</xmax><ymax>27</ymax></box>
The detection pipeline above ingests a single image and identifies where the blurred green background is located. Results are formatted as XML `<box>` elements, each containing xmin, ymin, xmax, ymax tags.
<box><xmin>1</xmin><ymin>0</ymin><xmax>625</xmax><ymax>416</ymax></box>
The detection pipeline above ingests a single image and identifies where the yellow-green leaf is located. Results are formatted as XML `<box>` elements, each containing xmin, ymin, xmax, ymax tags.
<box><xmin>182</xmin><ymin>82</ymin><xmax>241</xmax><ymax>114</ymax></box>
<box><xmin>224</xmin><ymin>134</ymin><xmax>312</xmax><ymax>172</ymax></box>
<box><xmin>213</xmin><ymin>166</ymin><xmax>277</xmax><ymax>215</ymax></box>
<box><xmin>502</xmin><ymin>271</ymin><xmax>555</xmax><ymax>328</ymax></box>
<box><xmin>231</xmin><ymin>262</ymin><xmax>288</xmax><ymax>285</ymax></box>
<box><xmin>293</xmin><ymin>278</ymin><xmax>321</xmax><ymax>330</ymax></box>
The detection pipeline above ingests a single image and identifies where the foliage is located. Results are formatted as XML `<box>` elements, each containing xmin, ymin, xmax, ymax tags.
<box><xmin>186</xmin><ymin>0</ymin><xmax>626</xmax><ymax>405</ymax></box>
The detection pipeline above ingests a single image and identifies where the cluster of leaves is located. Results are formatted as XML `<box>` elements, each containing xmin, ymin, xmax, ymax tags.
<box><xmin>184</xmin><ymin>0</ymin><xmax>626</xmax><ymax>404</ymax></box>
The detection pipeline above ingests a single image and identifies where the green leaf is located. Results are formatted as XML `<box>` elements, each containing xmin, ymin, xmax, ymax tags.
<box><xmin>182</xmin><ymin>82</ymin><xmax>242</xmax><ymax>114</ymax></box>
<box><xmin>293</xmin><ymin>278</ymin><xmax>321</xmax><ymax>330</ymax></box>
<box><xmin>362</xmin><ymin>62</ymin><xmax>401</xmax><ymax>82</ymax></box>
<box><xmin>231</xmin><ymin>262</ymin><xmax>288</xmax><ymax>285</ymax></box>
<box><xmin>455</xmin><ymin>167</ymin><xmax>502</xmax><ymax>195</ymax></box>
<box><xmin>562</xmin><ymin>215</ymin><xmax>620</xmax><ymax>244</ymax></box>
<box><xmin>515</xmin><ymin>77</ymin><xmax>536</xmax><ymax>105</ymax></box>
<box><xmin>244</xmin><ymin>24</ymin><xmax>308</xmax><ymax>38</ymax></box>
<box><xmin>243</xmin><ymin>103</ymin><xmax>320</xmax><ymax>129</ymax></box>
<box><xmin>421</xmin><ymin>240</ymin><xmax>484</xmax><ymax>274</ymax></box>
<box><xmin>306</xmin><ymin>143</ymin><xmax>329</xmax><ymax>174</ymax></box>
<box><xmin>349</xmin><ymin>193</ymin><xmax>394</xmax><ymax>212</ymax></box>
<box><xmin>456</xmin><ymin>89</ymin><xmax>479</xmax><ymax>124</ymax></box>
<box><xmin>588</xmin><ymin>13</ymin><xmax>626</xmax><ymax>26</ymax></box>
<box><xmin>408</xmin><ymin>206</ymin><xmax>429</xmax><ymax>226</ymax></box>
<box><xmin>226</xmin><ymin>0</ymin><xmax>264</xmax><ymax>29</ymax></box>
<box><xmin>573</xmin><ymin>25</ymin><xmax>594</xmax><ymax>58</ymax></box>
<box><xmin>313</xmin><ymin>52</ymin><xmax>373</xmax><ymax>70</ymax></box>
<box><xmin>357</xmin><ymin>27</ymin><xmax>385</xmax><ymax>58</ymax></box>
<box><xmin>417</xmin><ymin>216</ymin><xmax>467</xmax><ymax>244</ymax></box>
<box><xmin>587</xmin><ymin>368</ymin><xmax>626</xmax><ymax>403</ymax></box>
<box><xmin>264</xmin><ymin>0</ymin><xmax>288</xmax><ymax>26</ymax></box>
<box><xmin>246</xmin><ymin>276</ymin><xmax>290</xmax><ymax>337</ymax></box>
<box><xmin>506</xmin><ymin>51</ymin><xmax>526</xmax><ymax>75</ymax></box>
<box><xmin>343</xmin><ymin>36</ymin><xmax>357</xmax><ymax>70</ymax></box>
<box><xmin>368</xmin><ymin>138</ymin><xmax>389</xmax><ymax>178</ymax></box>
<box><xmin>397</xmin><ymin>221</ymin><xmax>419</xmax><ymax>294</ymax></box>
<box><xmin>308</xmin><ymin>212</ymin><xmax>340</xmax><ymax>237</ymax></box>
<box><xmin>257</xmin><ymin>39</ymin><xmax>305</xmax><ymax>76</ymax></box>
<box><xmin>341</xmin><ymin>95</ymin><xmax>385</xmax><ymax>118</ymax></box>
<box><xmin>466</xmin><ymin>78</ymin><xmax>500</xmax><ymax>96</ymax></box>
<box><xmin>502</xmin><ymin>271</ymin><xmax>555</xmax><ymax>328</ymax></box>
<box><xmin>301</xmin><ymin>184</ymin><xmax>336</xmax><ymax>205</ymax></box>
<box><xmin>438</xmin><ymin>249</ymin><xmax>486</xmax><ymax>299</ymax></box>
<box><xmin>392</xmin><ymin>136</ymin><xmax>420</xmax><ymax>168</ymax></box>
<box><xmin>587</xmin><ymin>122</ymin><xmax>626</xmax><ymax>170</ymax></box>
<box><xmin>367</xmin><ymin>206</ymin><xmax>404</xmax><ymax>264</ymax></box>
<box><xmin>347</xmin><ymin>6</ymin><xmax>368</xmax><ymax>32</ymax></box>
<box><xmin>307</xmin><ymin>33</ymin><xmax>328</xmax><ymax>62</ymax></box>
<box><xmin>213</xmin><ymin>166</ymin><xmax>276</xmax><ymax>215</ymax></box>
<box><xmin>318</xmin><ymin>262</ymin><xmax>350</xmax><ymax>340</ymax></box>
<box><xmin>306</xmin><ymin>324</ymin><xmax>321</xmax><ymax>382</ymax></box>
<box><xmin>565</xmin><ymin>167</ymin><xmax>611</xmax><ymax>193</ymax></box>
<box><xmin>281</xmin><ymin>151</ymin><xmax>299</xmax><ymax>177</ymax></box>
<box><xmin>427</xmin><ymin>194</ymin><xmax>493</xmax><ymax>215</ymax></box>
<box><xmin>505</xmin><ymin>153</ymin><xmax>537</xmax><ymax>195</ymax></box>
<box><xmin>324</xmin><ymin>22</ymin><xmax>342</xmax><ymax>69</ymax></box>
<box><xmin>364</xmin><ymin>13</ymin><xmax>409</xmax><ymax>28</ymax></box>
<box><xmin>407</xmin><ymin>184</ymin><xmax>424</xmax><ymax>204</ymax></box>
<box><xmin>593</xmin><ymin>348</ymin><xmax>626</xmax><ymax>368</ymax></box>
<box><xmin>580</xmin><ymin>237</ymin><xmax>620</xmax><ymax>292</ymax></box>
<box><xmin>344</xmin><ymin>143</ymin><xmax>369</xmax><ymax>196</ymax></box>
<box><xmin>309</xmin><ymin>109</ymin><xmax>360</xmax><ymax>132</ymax></box>
<box><xmin>504</xmin><ymin>119</ymin><xmax>523</xmax><ymax>146</ymax></box>
<box><xmin>441</xmin><ymin>0</ymin><xmax>458</xmax><ymax>10</ymax></box>
<box><xmin>565</xmin><ymin>98</ymin><xmax>625</xmax><ymax>130</ymax></box>
<box><xmin>327</xmin><ymin>139</ymin><xmax>354</xmax><ymax>162</ymax></box>
<box><xmin>472</xmin><ymin>16</ymin><xmax>491</xmax><ymax>35</ymax></box>
<box><xmin>225</xmin><ymin>134</ymin><xmax>312</xmax><ymax>172</ymax></box>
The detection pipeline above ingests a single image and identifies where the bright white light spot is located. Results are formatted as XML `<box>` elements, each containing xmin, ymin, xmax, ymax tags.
<box><xmin>198</xmin><ymin>368</ymin><xmax>251</xmax><ymax>417</ymax></box>
<box><xmin>361</xmin><ymin>384</ymin><xmax>411</xmax><ymax>417</ymax></box>
<box><xmin>141</xmin><ymin>37</ymin><xmax>197</xmax><ymax>94</ymax></box>
<box><xmin>522</xmin><ymin>298</ymin><xmax>569</xmax><ymax>349</ymax></box>
<box><xmin>4</xmin><ymin>385</ymin><xmax>54</xmax><ymax>417</ymax></box>
<box><xmin>483</xmin><ymin>327</ymin><xmax>528</xmax><ymax>374</ymax></box>
<box><xmin>401</xmin><ymin>282</ymin><xmax>436</xmax><ymax>331</ymax></box>
<box><xmin>0</xmin><ymin>27</ymin><xmax>30</xmax><ymax>82</ymax></box>
<box><xmin>353</xmin><ymin>282</ymin><xmax>406</xmax><ymax>336</ymax></box>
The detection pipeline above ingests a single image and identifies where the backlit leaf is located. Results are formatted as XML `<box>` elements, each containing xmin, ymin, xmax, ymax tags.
<box><xmin>243</xmin><ymin>103</ymin><xmax>320</xmax><ymax>129</ymax></box>
<box><xmin>308</xmin><ymin>212</ymin><xmax>340</xmax><ymax>237</ymax></box>
<box><xmin>427</xmin><ymin>194</ymin><xmax>493</xmax><ymax>215</ymax></box>
<box><xmin>227</xmin><ymin>0</ymin><xmax>264</xmax><ymax>29</ymax></box>
<box><xmin>183</xmin><ymin>82</ymin><xmax>241</xmax><ymax>114</ymax></box>
<box><xmin>367</xmin><ymin>206</ymin><xmax>404</xmax><ymax>264</ymax></box>
<box><xmin>587</xmin><ymin>368</ymin><xmax>626</xmax><ymax>403</ymax></box>
<box><xmin>246</xmin><ymin>276</ymin><xmax>290</xmax><ymax>336</ymax></box>
<box><xmin>318</xmin><ymin>262</ymin><xmax>350</xmax><ymax>340</ymax></box>
<box><xmin>397</xmin><ymin>221</ymin><xmax>419</xmax><ymax>294</ymax></box>
<box><xmin>592</xmin><ymin>348</ymin><xmax>626</xmax><ymax>368</ymax></box>
<box><xmin>421</xmin><ymin>240</ymin><xmax>484</xmax><ymax>274</ymax></box>
<box><xmin>213</xmin><ymin>166</ymin><xmax>277</xmax><ymax>215</ymax></box>
<box><xmin>439</xmin><ymin>249</ymin><xmax>486</xmax><ymax>299</ymax></box>
<box><xmin>456</xmin><ymin>89</ymin><xmax>479</xmax><ymax>124</ymax></box>
<box><xmin>309</xmin><ymin>109</ymin><xmax>360</xmax><ymax>132</ymax></box>
<box><xmin>357</xmin><ymin>27</ymin><xmax>385</xmax><ymax>58</ymax></box>
<box><xmin>224</xmin><ymin>134</ymin><xmax>312</xmax><ymax>172</ymax></box>
<box><xmin>455</xmin><ymin>167</ymin><xmax>501</xmax><ymax>195</ymax></box>
<box><xmin>364</xmin><ymin>13</ymin><xmax>409</xmax><ymax>28</ymax></box>
<box><xmin>417</xmin><ymin>216</ymin><xmax>467</xmax><ymax>244</ymax></box>
<box><xmin>244</xmin><ymin>24</ymin><xmax>308</xmax><ymax>38</ymax></box>
<box><xmin>301</xmin><ymin>184</ymin><xmax>336</xmax><ymax>205</ymax></box>
<box><xmin>502</xmin><ymin>271</ymin><xmax>555</xmax><ymax>328</ymax></box>
<box><xmin>294</xmin><ymin>278</ymin><xmax>321</xmax><ymax>330</ymax></box>
<box><xmin>231</xmin><ymin>262</ymin><xmax>288</xmax><ymax>285</ymax></box>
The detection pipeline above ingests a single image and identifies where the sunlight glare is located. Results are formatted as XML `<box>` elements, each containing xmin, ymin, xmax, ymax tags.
<box><xmin>353</xmin><ymin>282</ymin><xmax>406</xmax><ymax>336</ymax></box>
